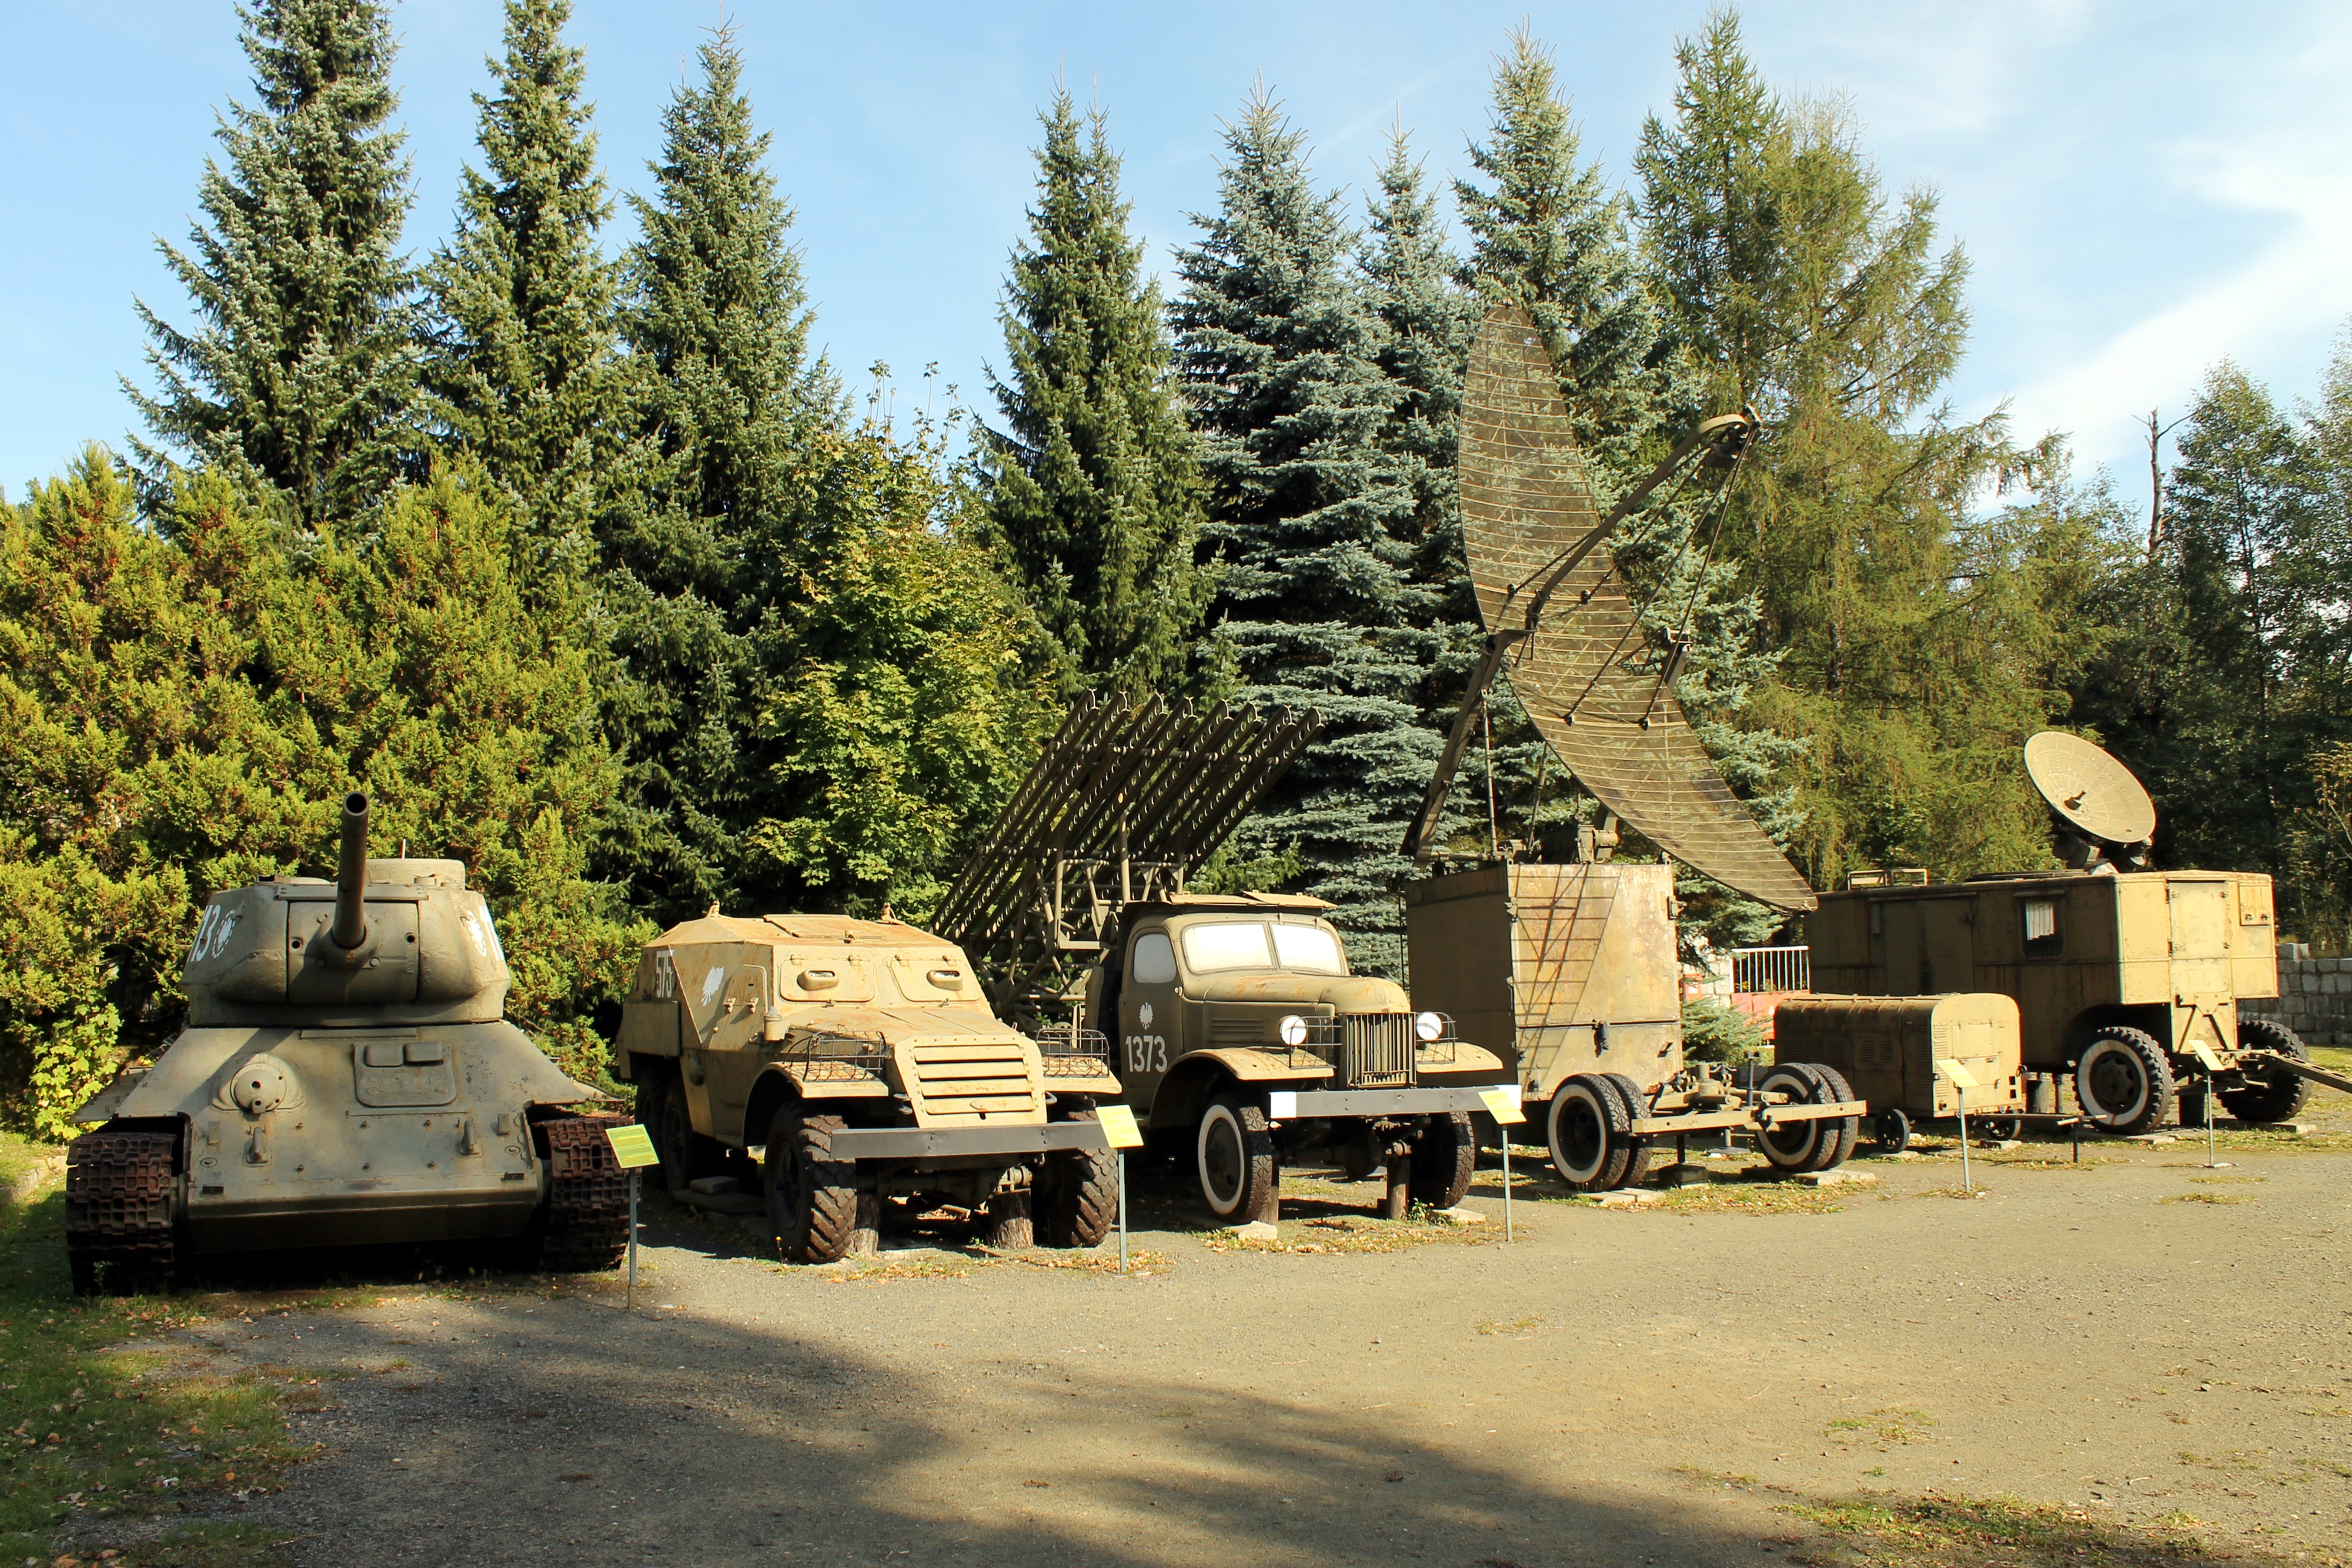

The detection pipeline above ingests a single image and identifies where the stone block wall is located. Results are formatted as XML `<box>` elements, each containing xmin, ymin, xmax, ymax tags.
<box><xmin>2241</xmin><ymin>951</ymin><xmax>2352</xmax><ymax>1047</ymax></box>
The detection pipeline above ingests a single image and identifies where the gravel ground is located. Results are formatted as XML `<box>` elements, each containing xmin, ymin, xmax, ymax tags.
<box><xmin>149</xmin><ymin>1131</ymin><xmax>2350</xmax><ymax>1568</ymax></box>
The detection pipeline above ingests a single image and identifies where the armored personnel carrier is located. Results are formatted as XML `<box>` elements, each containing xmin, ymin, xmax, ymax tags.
<box><xmin>612</xmin><ymin>911</ymin><xmax>1121</xmax><ymax>1262</ymax></box>
<box><xmin>65</xmin><ymin>793</ymin><xmax>628</xmax><ymax>1295</ymax></box>
<box><xmin>1810</xmin><ymin>732</ymin><xmax>2340</xmax><ymax>1135</ymax></box>
<box><xmin>937</xmin><ymin>696</ymin><xmax>1513</xmax><ymax>1227</ymax></box>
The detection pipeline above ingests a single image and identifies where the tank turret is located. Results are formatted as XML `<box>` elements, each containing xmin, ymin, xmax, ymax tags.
<box><xmin>64</xmin><ymin>791</ymin><xmax>627</xmax><ymax>1295</ymax></box>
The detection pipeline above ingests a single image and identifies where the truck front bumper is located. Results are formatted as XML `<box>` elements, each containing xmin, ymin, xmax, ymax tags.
<box><xmin>823</xmin><ymin>1122</ymin><xmax>1111</xmax><ymax>1161</ymax></box>
<box><xmin>1265</xmin><ymin>1084</ymin><xmax>1518</xmax><ymax>1120</ymax></box>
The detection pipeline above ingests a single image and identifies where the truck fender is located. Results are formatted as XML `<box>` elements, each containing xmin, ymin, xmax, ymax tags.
<box><xmin>1148</xmin><ymin>1049</ymin><xmax>1328</xmax><ymax>1136</ymax></box>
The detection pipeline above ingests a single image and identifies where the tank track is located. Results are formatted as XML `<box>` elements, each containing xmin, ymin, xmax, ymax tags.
<box><xmin>65</xmin><ymin>1126</ymin><xmax>180</xmax><ymax>1296</ymax></box>
<box><xmin>536</xmin><ymin>1114</ymin><xmax>632</xmax><ymax>1272</ymax></box>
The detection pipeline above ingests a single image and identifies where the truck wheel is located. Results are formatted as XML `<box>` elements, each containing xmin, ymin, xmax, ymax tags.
<box><xmin>1039</xmin><ymin>1109</ymin><xmax>1118</xmax><ymax>1248</ymax></box>
<box><xmin>1546</xmin><ymin>1075</ymin><xmax>1630</xmax><ymax>1193</ymax></box>
<box><xmin>2074</xmin><ymin>1027</ymin><xmax>2174</xmax><ymax>1135</ymax></box>
<box><xmin>648</xmin><ymin>1069</ymin><xmax>721</xmax><ymax>1199</ymax></box>
<box><xmin>2223</xmin><ymin>1020</ymin><xmax>2313</xmax><ymax>1124</ymax></box>
<box><xmin>1873</xmin><ymin>1106</ymin><xmax>1912</xmax><ymax>1154</ymax></box>
<box><xmin>1197</xmin><ymin>1094</ymin><xmax>1278</xmax><ymax>1224</ymax></box>
<box><xmin>1756</xmin><ymin>1064</ymin><xmax>1830</xmax><ymax>1171</ymax></box>
<box><xmin>766</xmin><ymin>1108</ymin><xmax>858</xmax><ymax>1263</ymax></box>
<box><xmin>1600</xmin><ymin>1074</ymin><xmax>1655</xmax><ymax>1190</ymax></box>
<box><xmin>1408</xmin><ymin>1112</ymin><xmax>1476</xmax><ymax>1212</ymax></box>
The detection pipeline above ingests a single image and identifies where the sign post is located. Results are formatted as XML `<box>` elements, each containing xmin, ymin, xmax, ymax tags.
<box><xmin>603</xmin><ymin>1123</ymin><xmax>661</xmax><ymax>1312</ymax></box>
<box><xmin>2190</xmin><ymin>1041</ymin><xmax>2224</xmax><ymax>1168</ymax></box>
<box><xmin>1936</xmin><ymin>1059</ymin><xmax>1978</xmax><ymax>1194</ymax></box>
<box><xmin>1479</xmin><ymin>1088</ymin><xmax>1526</xmax><ymax>1243</ymax></box>
<box><xmin>1095</xmin><ymin>1105</ymin><xmax>1145</xmax><ymax>1274</ymax></box>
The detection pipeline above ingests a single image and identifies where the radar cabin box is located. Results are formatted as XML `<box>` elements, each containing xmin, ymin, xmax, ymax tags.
<box><xmin>1773</xmin><ymin>994</ymin><xmax>2024</xmax><ymax>1121</ymax></box>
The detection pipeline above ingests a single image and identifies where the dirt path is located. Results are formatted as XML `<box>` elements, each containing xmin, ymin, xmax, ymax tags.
<box><xmin>164</xmin><ymin>1136</ymin><xmax>2348</xmax><ymax>1567</ymax></box>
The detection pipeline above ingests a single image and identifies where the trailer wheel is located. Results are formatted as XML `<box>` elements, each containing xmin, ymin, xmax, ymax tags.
<box><xmin>1803</xmin><ymin>1065</ymin><xmax>1860</xmax><ymax>1171</ymax></box>
<box><xmin>1197</xmin><ymin>1095</ymin><xmax>1278</xmax><ymax>1224</ymax></box>
<box><xmin>1756</xmin><ymin>1064</ymin><xmax>1831</xmax><ymax>1170</ymax></box>
<box><xmin>1408</xmin><ymin>1112</ymin><xmax>1476</xmax><ymax>1211</ymax></box>
<box><xmin>1039</xmin><ymin>1108</ymin><xmax>1119</xmax><ymax>1248</ymax></box>
<box><xmin>1873</xmin><ymin>1106</ymin><xmax>1912</xmax><ymax>1154</ymax></box>
<box><xmin>2074</xmin><ymin>1027</ymin><xmax>2174</xmax><ymax>1135</ymax></box>
<box><xmin>1546</xmin><ymin>1076</ymin><xmax>1630</xmax><ymax>1193</ymax></box>
<box><xmin>2223</xmin><ymin>1020</ymin><xmax>2313</xmax><ymax>1125</ymax></box>
<box><xmin>765</xmin><ymin>1107</ymin><xmax>859</xmax><ymax>1263</ymax></box>
<box><xmin>1974</xmin><ymin>1116</ymin><xmax>2023</xmax><ymax>1143</ymax></box>
<box><xmin>1601</xmin><ymin>1074</ymin><xmax>1655</xmax><ymax>1191</ymax></box>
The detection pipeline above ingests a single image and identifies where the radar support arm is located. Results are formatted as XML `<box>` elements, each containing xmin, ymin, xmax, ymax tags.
<box><xmin>1401</xmin><ymin>408</ymin><xmax>1759</xmax><ymax>864</ymax></box>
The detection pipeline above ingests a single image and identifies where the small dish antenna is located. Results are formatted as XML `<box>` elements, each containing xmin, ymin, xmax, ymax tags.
<box><xmin>2024</xmin><ymin>731</ymin><xmax>2154</xmax><ymax>869</ymax></box>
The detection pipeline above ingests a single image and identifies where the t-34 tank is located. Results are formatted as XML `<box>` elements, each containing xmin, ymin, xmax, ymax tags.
<box><xmin>63</xmin><ymin>793</ymin><xmax>629</xmax><ymax>1294</ymax></box>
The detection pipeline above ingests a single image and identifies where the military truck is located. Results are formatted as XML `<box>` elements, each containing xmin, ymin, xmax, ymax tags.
<box><xmin>937</xmin><ymin>697</ymin><xmax>1514</xmax><ymax>1226</ymax></box>
<box><xmin>612</xmin><ymin>911</ymin><xmax>1122</xmax><ymax>1262</ymax></box>
<box><xmin>1396</xmin><ymin>301</ymin><xmax>1860</xmax><ymax>1191</ymax></box>
<box><xmin>1809</xmin><ymin>731</ymin><xmax>2339</xmax><ymax>1135</ymax></box>
<box><xmin>65</xmin><ymin>793</ymin><xmax>628</xmax><ymax>1295</ymax></box>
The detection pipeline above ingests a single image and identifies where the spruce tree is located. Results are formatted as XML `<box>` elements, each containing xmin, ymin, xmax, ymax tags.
<box><xmin>1457</xmin><ymin>26</ymin><xmax>1662</xmax><ymax>489</ymax></box>
<box><xmin>980</xmin><ymin>89</ymin><xmax>1205</xmax><ymax>694</ymax></box>
<box><xmin>423</xmin><ymin>0</ymin><xmax>620</xmax><ymax>569</ymax></box>
<box><xmin>602</xmin><ymin>24</ymin><xmax>836</xmax><ymax>921</ymax></box>
<box><xmin>1172</xmin><ymin>91</ymin><xmax>1434</xmax><ymax>975</ymax></box>
<box><xmin>129</xmin><ymin>0</ymin><xmax>419</xmax><ymax>523</ymax></box>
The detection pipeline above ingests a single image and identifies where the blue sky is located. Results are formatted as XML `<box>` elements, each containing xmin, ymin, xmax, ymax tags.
<box><xmin>3</xmin><ymin>1</ymin><xmax>2347</xmax><ymax>513</ymax></box>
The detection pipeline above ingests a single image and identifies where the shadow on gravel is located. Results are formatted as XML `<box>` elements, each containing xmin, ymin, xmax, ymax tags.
<box><xmin>244</xmin><ymin>1290</ymin><xmax>1764</xmax><ymax>1568</ymax></box>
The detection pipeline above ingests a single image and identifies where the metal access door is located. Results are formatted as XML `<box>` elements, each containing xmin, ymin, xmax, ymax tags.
<box><xmin>1879</xmin><ymin>897</ymin><xmax>1976</xmax><ymax>995</ymax></box>
<box><xmin>2167</xmin><ymin>880</ymin><xmax>2232</xmax><ymax>997</ymax></box>
<box><xmin>1119</xmin><ymin>927</ymin><xmax>1180</xmax><ymax>1115</ymax></box>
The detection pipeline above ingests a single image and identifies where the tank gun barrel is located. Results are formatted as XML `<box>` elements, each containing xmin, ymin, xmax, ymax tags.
<box><xmin>331</xmin><ymin>792</ymin><xmax>370</xmax><ymax>950</ymax></box>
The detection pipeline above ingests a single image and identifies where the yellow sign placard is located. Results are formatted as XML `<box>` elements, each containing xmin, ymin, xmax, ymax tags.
<box><xmin>1935</xmin><ymin>1058</ymin><xmax>1980</xmax><ymax>1091</ymax></box>
<box><xmin>604</xmin><ymin>1123</ymin><xmax>660</xmax><ymax>1169</ymax></box>
<box><xmin>2189</xmin><ymin>1041</ymin><xmax>2222</xmax><ymax>1071</ymax></box>
<box><xmin>1096</xmin><ymin>1105</ymin><xmax>1145</xmax><ymax>1149</ymax></box>
<box><xmin>1479</xmin><ymin>1088</ymin><xmax>1527</xmax><ymax>1126</ymax></box>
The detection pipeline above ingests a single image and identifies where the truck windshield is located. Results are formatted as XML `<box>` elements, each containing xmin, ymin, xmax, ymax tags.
<box><xmin>1180</xmin><ymin>922</ymin><xmax>1273</xmax><ymax>972</ymax></box>
<box><xmin>1270</xmin><ymin>924</ymin><xmax>1347</xmax><ymax>975</ymax></box>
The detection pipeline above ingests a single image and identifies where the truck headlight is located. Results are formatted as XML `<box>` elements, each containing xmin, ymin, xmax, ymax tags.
<box><xmin>1414</xmin><ymin>1011</ymin><xmax>1446</xmax><ymax>1043</ymax></box>
<box><xmin>1279</xmin><ymin>1014</ymin><xmax>1309</xmax><ymax>1047</ymax></box>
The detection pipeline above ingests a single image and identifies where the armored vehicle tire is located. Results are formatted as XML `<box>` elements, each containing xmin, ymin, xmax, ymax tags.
<box><xmin>1039</xmin><ymin>1109</ymin><xmax>1118</xmax><ymax>1248</ymax></box>
<box><xmin>1874</xmin><ymin>1107</ymin><xmax>1912</xmax><ymax>1154</ymax></box>
<box><xmin>532</xmin><ymin>1112</ymin><xmax>632</xmax><ymax>1272</ymax></box>
<box><xmin>1803</xmin><ymin>1065</ymin><xmax>1860</xmax><ymax>1171</ymax></box>
<box><xmin>1197</xmin><ymin>1094</ymin><xmax>1278</xmax><ymax>1224</ymax></box>
<box><xmin>1408</xmin><ymin>1112</ymin><xmax>1476</xmax><ymax>1211</ymax></box>
<box><xmin>2074</xmin><ymin>1027</ymin><xmax>2174</xmax><ymax>1135</ymax></box>
<box><xmin>65</xmin><ymin>1125</ymin><xmax>179</xmax><ymax>1297</ymax></box>
<box><xmin>1756</xmin><ymin>1064</ymin><xmax>1836</xmax><ymax>1171</ymax></box>
<box><xmin>645</xmin><ymin>1070</ymin><xmax>723</xmax><ymax>1200</ymax></box>
<box><xmin>1546</xmin><ymin>1075</ymin><xmax>1632</xmax><ymax>1193</ymax></box>
<box><xmin>766</xmin><ymin>1108</ymin><xmax>859</xmax><ymax>1263</ymax></box>
<box><xmin>2224</xmin><ymin>1020</ymin><xmax>2314</xmax><ymax>1124</ymax></box>
<box><xmin>1601</xmin><ymin>1074</ymin><xmax>1655</xmax><ymax>1191</ymax></box>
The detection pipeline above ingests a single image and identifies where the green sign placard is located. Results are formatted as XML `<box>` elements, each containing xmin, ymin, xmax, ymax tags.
<box><xmin>605</xmin><ymin>1123</ymin><xmax>660</xmax><ymax>1169</ymax></box>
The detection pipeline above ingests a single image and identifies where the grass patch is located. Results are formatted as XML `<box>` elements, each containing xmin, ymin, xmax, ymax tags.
<box><xmin>1825</xmin><ymin>1407</ymin><xmax>1936</xmax><ymax>1446</ymax></box>
<box><xmin>1784</xmin><ymin>1491</ymin><xmax>2298</xmax><ymax>1567</ymax></box>
<box><xmin>0</xmin><ymin>1131</ymin><xmax>309</xmax><ymax>1568</ymax></box>
<box><xmin>1198</xmin><ymin>1215</ymin><xmax>1502</xmax><ymax>1255</ymax></box>
<box><xmin>1645</xmin><ymin>1183</ymin><xmax>1847</xmax><ymax>1216</ymax></box>
<box><xmin>1475</xmin><ymin>1316</ymin><xmax>1541</xmax><ymax>1336</ymax></box>
<box><xmin>1910</xmin><ymin>1185</ymin><xmax>1994</xmax><ymax>1201</ymax></box>
<box><xmin>2160</xmin><ymin>1192</ymin><xmax>2253</xmax><ymax>1205</ymax></box>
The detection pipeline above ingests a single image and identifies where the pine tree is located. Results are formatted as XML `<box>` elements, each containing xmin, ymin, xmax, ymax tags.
<box><xmin>128</xmin><ymin>0</ymin><xmax>419</xmax><ymax>523</ymax></box>
<box><xmin>423</xmin><ymin>0</ymin><xmax>620</xmax><ymax>570</ymax></box>
<box><xmin>980</xmin><ymin>88</ymin><xmax>1205</xmax><ymax>694</ymax></box>
<box><xmin>602</xmin><ymin>24</ymin><xmax>836</xmax><ymax>921</ymax></box>
<box><xmin>1172</xmin><ymin>90</ymin><xmax>1434</xmax><ymax>974</ymax></box>
<box><xmin>1457</xmin><ymin>26</ymin><xmax>1662</xmax><ymax>489</ymax></box>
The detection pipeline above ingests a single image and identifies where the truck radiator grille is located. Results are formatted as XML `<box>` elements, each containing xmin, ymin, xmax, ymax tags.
<box><xmin>1341</xmin><ymin>1014</ymin><xmax>1416</xmax><ymax>1089</ymax></box>
<box><xmin>903</xmin><ymin>1041</ymin><xmax>1041</xmax><ymax>1125</ymax></box>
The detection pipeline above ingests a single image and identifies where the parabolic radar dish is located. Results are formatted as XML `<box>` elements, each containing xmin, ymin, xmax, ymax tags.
<box><xmin>1456</xmin><ymin>299</ymin><xmax>1816</xmax><ymax>912</ymax></box>
<box><xmin>2023</xmin><ymin>730</ymin><xmax>2156</xmax><ymax>851</ymax></box>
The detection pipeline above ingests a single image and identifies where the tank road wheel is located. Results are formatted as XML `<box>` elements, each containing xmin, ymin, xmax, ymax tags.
<box><xmin>65</xmin><ymin>1126</ymin><xmax>180</xmax><ymax>1297</ymax></box>
<box><xmin>1039</xmin><ymin>1110</ymin><xmax>1119</xmax><ymax>1249</ymax></box>
<box><xmin>649</xmin><ymin>1069</ymin><xmax>721</xmax><ymax>1200</ymax></box>
<box><xmin>1874</xmin><ymin>1106</ymin><xmax>1913</xmax><ymax>1155</ymax></box>
<box><xmin>2223</xmin><ymin>1019</ymin><xmax>2314</xmax><ymax>1125</ymax></box>
<box><xmin>765</xmin><ymin>1108</ymin><xmax>860</xmax><ymax>1263</ymax></box>
<box><xmin>1408</xmin><ymin>1112</ymin><xmax>1476</xmax><ymax>1212</ymax></box>
<box><xmin>1546</xmin><ymin>1075</ymin><xmax>1631</xmax><ymax>1193</ymax></box>
<box><xmin>532</xmin><ymin>1113</ymin><xmax>631</xmax><ymax>1272</ymax></box>
<box><xmin>1601</xmin><ymin>1074</ymin><xmax>1656</xmax><ymax>1191</ymax></box>
<box><xmin>2074</xmin><ymin>1027</ymin><xmax>2175</xmax><ymax>1135</ymax></box>
<box><xmin>1196</xmin><ymin>1094</ymin><xmax>1279</xmax><ymax>1225</ymax></box>
<box><xmin>1802</xmin><ymin>1065</ymin><xmax>1861</xmax><ymax>1172</ymax></box>
<box><xmin>1755</xmin><ymin>1064</ymin><xmax>1833</xmax><ymax>1171</ymax></box>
